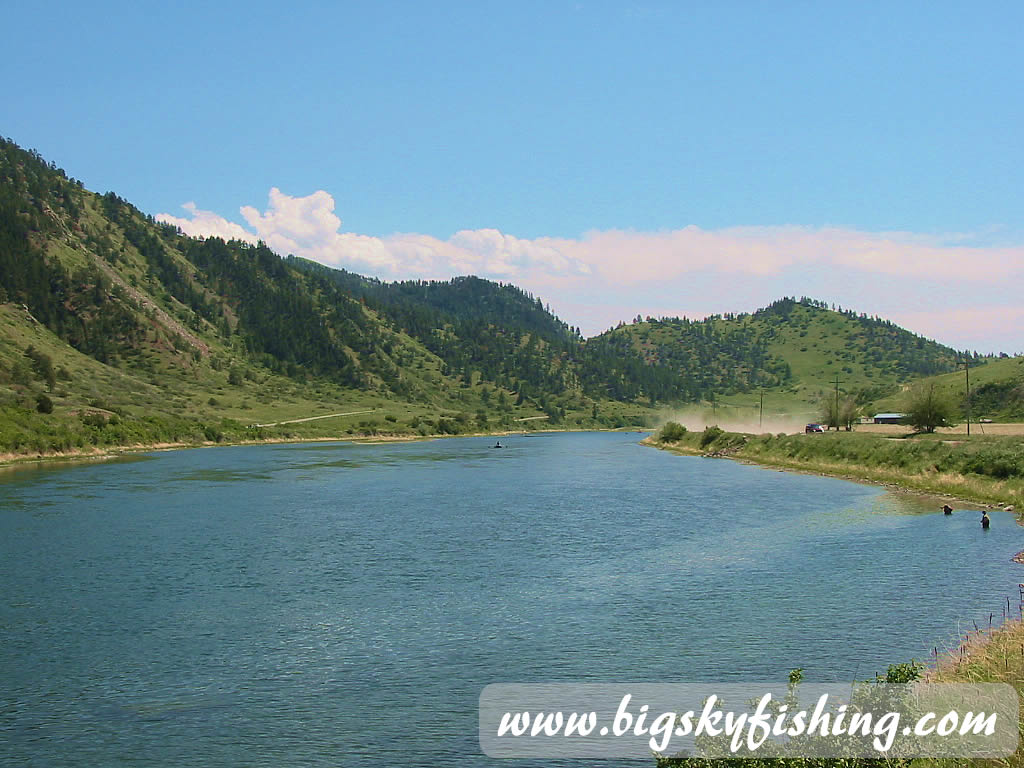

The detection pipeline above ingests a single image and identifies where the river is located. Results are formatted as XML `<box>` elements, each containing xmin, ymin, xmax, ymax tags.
<box><xmin>1</xmin><ymin>431</ymin><xmax>1019</xmax><ymax>766</ymax></box>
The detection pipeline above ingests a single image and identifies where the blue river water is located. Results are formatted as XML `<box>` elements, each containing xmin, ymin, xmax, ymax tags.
<box><xmin>0</xmin><ymin>431</ymin><xmax>1021</xmax><ymax>766</ymax></box>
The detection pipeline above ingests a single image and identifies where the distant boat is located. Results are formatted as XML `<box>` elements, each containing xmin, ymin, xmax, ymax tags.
<box><xmin>493</xmin><ymin>441</ymin><xmax>502</xmax><ymax>448</ymax></box>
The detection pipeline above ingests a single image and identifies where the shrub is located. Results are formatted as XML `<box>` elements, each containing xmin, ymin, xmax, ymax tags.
<box><xmin>700</xmin><ymin>425</ymin><xmax>724</xmax><ymax>448</ymax></box>
<box><xmin>81</xmin><ymin>412</ymin><xmax>107</xmax><ymax>428</ymax></box>
<box><xmin>35</xmin><ymin>393</ymin><xmax>53</xmax><ymax>414</ymax></box>
<box><xmin>658</xmin><ymin>421</ymin><xmax>687</xmax><ymax>442</ymax></box>
<box><xmin>436</xmin><ymin>418</ymin><xmax>458</xmax><ymax>434</ymax></box>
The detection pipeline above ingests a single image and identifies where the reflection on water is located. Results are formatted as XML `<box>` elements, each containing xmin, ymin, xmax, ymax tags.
<box><xmin>0</xmin><ymin>432</ymin><xmax>1021</xmax><ymax>767</ymax></box>
<box><xmin>175</xmin><ymin>469</ymin><xmax>275</xmax><ymax>483</ymax></box>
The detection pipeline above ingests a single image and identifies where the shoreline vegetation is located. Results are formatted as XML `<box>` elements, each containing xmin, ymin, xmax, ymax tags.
<box><xmin>646</xmin><ymin>424</ymin><xmax>1023</xmax><ymax>511</ymax></box>
<box><xmin>649</xmin><ymin>424</ymin><xmax>1024</xmax><ymax>767</ymax></box>
<box><xmin>0</xmin><ymin>424</ymin><xmax>650</xmax><ymax>471</ymax></box>
<box><xmin>918</xmin><ymin>613</ymin><xmax>1024</xmax><ymax>768</ymax></box>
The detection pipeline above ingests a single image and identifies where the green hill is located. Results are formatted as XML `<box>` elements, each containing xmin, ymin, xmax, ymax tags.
<box><xmin>286</xmin><ymin>259</ymin><xmax>582</xmax><ymax>401</ymax></box>
<box><xmin>0</xmin><ymin>135</ymin><xmax>998</xmax><ymax>458</ymax></box>
<box><xmin>0</xmin><ymin>137</ymin><xmax>656</xmax><ymax>455</ymax></box>
<box><xmin>871</xmin><ymin>354</ymin><xmax>1024</xmax><ymax>422</ymax></box>
<box><xmin>583</xmin><ymin>298</ymin><xmax>972</xmax><ymax>420</ymax></box>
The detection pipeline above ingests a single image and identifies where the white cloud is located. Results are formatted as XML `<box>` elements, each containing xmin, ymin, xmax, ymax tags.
<box><xmin>156</xmin><ymin>188</ymin><xmax>1024</xmax><ymax>351</ymax></box>
<box><xmin>158</xmin><ymin>189</ymin><xmax>592</xmax><ymax>279</ymax></box>
<box><xmin>156</xmin><ymin>202</ymin><xmax>257</xmax><ymax>243</ymax></box>
<box><xmin>545</xmin><ymin>225</ymin><xmax>1024</xmax><ymax>285</ymax></box>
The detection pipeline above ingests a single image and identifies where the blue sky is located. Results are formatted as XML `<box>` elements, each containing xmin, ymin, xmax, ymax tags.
<box><xmin>4</xmin><ymin>1</ymin><xmax>1024</xmax><ymax>351</ymax></box>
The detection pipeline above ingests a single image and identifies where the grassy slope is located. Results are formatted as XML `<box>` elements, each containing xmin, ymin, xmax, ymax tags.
<box><xmin>0</xmin><ymin>142</ymin><xmax>659</xmax><ymax>458</ymax></box>
<box><xmin>761</xmin><ymin>307</ymin><xmax>898</xmax><ymax>395</ymax></box>
<box><xmin>688</xmin><ymin>350</ymin><xmax>1023</xmax><ymax>436</ymax></box>
<box><xmin>1</xmin><ymin>295</ymin><xmax>656</xmax><ymax>459</ymax></box>
<box><xmin>650</xmin><ymin>427</ymin><xmax>1024</xmax><ymax>507</ymax></box>
<box><xmin>6</xmin><ymin>137</ymin><xmax>1018</xmax><ymax>458</ymax></box>
<box><xmin>611</xmin><ymin>302</ymin><xmax>968</xmax><ymax>423</ymax></box>
<box><xmin>872</xmin><ymin>355</ymin><xmax>1024</xmax><ymax>421</ymax></box>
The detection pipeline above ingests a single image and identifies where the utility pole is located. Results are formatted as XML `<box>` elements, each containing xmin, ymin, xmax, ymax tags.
<box><xmin>833</xmin><ymin>373</ymin><xmax>841</xmax><ymax>431</ymax></box>
<box><xmin>965</xmin><ymin>356</ymin><xmax>971</xmax><ymax>436</ymax></box>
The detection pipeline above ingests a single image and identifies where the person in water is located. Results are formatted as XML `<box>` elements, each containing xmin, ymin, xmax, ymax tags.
<box><xmin>981</xmin><ymin>511</ymin><xmax>991</xmax><ymax>529</ymax></box>
<box><xmin>942</xmin><ymin>504</ymin><xmax>953</xmax><ymax>515</ymax></box>
<box><xmin>494</xmin><ymin>441</ymin><xmax>502</xmax><ymax>448</ymax></box>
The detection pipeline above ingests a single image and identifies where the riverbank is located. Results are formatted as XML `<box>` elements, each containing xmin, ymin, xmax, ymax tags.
<box><xmin>649</xmin><ymin>425</ymin><xmax>1024</xmax><ymax>765</ymax></box>
<box><xmin>645</xmin><ymin>426</ymin><xmax>1023</xmax><ymax>511</ymax></box>
<box><xmin>0</xmin><ymin>433</ymin><xmax>438</xmax><ymax>471</ymax></box>
<box><xmin>920</xmin><ymin>615</ymin><xmax>1024</xmax><ymax>767</ymax></box>
<box><xmin>0</xmin><ymin>426</ymin><xmax>647</xmax><ymax>471</ymax></box>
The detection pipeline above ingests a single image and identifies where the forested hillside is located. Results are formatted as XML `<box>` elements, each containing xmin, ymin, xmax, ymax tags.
<box><xmin>287</xmin><ymin>260</ymin><xmax>582</xmax><ymax>400</ymax></box>
<box><xmin>0</xmin><ymin>140</ymin><xmax>459</xmax><ymax>402</ymax></box>
<box><xmin>0</xmin><ymin>135</ymin><xmax>1000</xmax><ymax>458</ymax></box>
<box><xmin>582</xmin><ymin>314</ymin><xmax>792</xmax><ymax>404</ymax></box>
<box><xmin>0</xmin><ymin>136</ymin><xmax>665</xmax><ymax>455</ymax></box>
<box><xmin>589</xmin><ymin>297</ymin><xmax>970</xmax><ymax>408</ymax></box>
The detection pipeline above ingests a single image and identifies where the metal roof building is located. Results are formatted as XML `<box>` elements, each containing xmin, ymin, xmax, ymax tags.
<box><xmin>872</xmin><ymin>413</ymin><xmax>906</xmax><ymax>424</ymax></box>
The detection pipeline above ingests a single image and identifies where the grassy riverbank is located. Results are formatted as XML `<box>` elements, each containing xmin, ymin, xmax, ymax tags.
<box><xmin>924</xmin><ymin>618</ymin><xmax>1024</xmax><ymax>768</ymax></box>
<box><xmin>649</xmin><ymin>426</ymin><xmax>1024</xmax><ymax>508</ymax></box>
<box><xmin>0</xmin><ymin>418</ymin><xmax>649</xmax><ymax>470</ymax></box>
<box><xmin>647</xmin><ymin>425</ymin><xmax>1024</xmax><ymax>766</ymax></box>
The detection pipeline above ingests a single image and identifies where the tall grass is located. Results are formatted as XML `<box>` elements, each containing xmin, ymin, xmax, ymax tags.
<box><xmin>920</xmin><ymin>618</ymin><xmax>1024</xmax><ymax>768</ymax></box>
<box><xmin>652</xmin><ymin>430</ymin><xmax>1024</xmax><ymax>506</ymax></box>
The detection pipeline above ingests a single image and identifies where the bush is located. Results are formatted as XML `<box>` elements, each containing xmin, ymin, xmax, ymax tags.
<box><xmin>81</xmin><ymin>411</ymin><xmax>107</xmax><ymax>428</ymax></box>
<box><xmin>35</xmin><ymin>393</ymin><xmax>53</xmax><ymax>414</ymax></box>
<box><xmin>436</xmin><ymin>417</ymin><xmax>459</xmax><ymax>434</ymax></box>
<box><xmin>700</xmin><ymin>425</ymin><xmax>724</xmax><ymax>448</ymax></box>
<box><xmin>658</xmin><ymin>421</ymin><xmax>687</xmax><ymax>442</ymax></box>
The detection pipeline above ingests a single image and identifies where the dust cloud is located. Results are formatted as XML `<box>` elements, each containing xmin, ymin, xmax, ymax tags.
<box><xmin>652</xmin><ymin>406</ymin><xmax>811</xmax><ymax>436</ymax></box>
